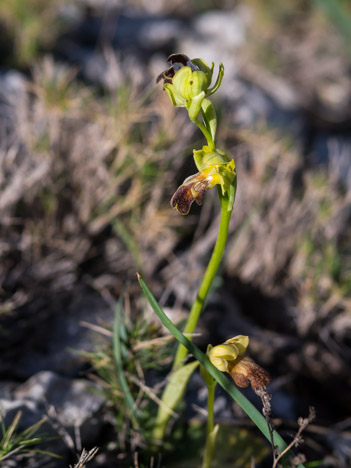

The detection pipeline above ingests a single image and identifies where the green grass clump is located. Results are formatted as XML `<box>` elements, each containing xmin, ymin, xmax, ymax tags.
<box><xmin>80</xmin><ymin>298</ymin><xmax>174</xmax><ymax>453</ymax></box>
<box><xmin>0</xmin><ymin>411</ymin><xmax>59</xmax><ymax>464</ymax></box>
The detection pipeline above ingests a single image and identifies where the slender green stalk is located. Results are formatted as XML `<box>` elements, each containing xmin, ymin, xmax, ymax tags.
<box><xmin>173</xmin><ymin>188</ymin><xmax>235</xmax><ymax>367</ymax></box>
<box><xmin>200</xmin><ymin>108</ymin><xmax>214</xmax><ymax>144</ymax></box>
<box><xmin>138</xmin><ymin>274</ymin><xmax>305</xmax><ymax>468</ymax></box>
<box><xmin>200</xmin><ymin>366</ymin><xmax>218</xmax><ymax>468</ymax></box>
<box><xmin>206</xmin><ymin>384</ymin><xmax>215</xmax><ymax>435</ymax></box>
<box><xmin>193</xmin><ymin>119</ymin><xmax>216</xmax><ymax>151</ymax></box>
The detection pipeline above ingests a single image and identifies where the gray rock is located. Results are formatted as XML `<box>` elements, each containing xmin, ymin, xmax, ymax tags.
<box><xmin>0</xmin><ymin>69</ymin><xmax>28</xmax><ymax>148</ymax></box>
<box><xmin>1</xmin><ymin>371</ymin><xmax>105</xmax><ymax>448</ymax></box>
<box><xmin>0</xmin><ymin>69</ymin><xmax>27</xmax><ymax>107</ymax></box>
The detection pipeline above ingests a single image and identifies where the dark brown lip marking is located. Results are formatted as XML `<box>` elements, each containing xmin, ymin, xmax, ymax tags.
<box><xmin>156</xmin><ymin>67</ymin><xmax>174</xmax><ymax>84</ymax></box>
<box><xmin>157</xmin><ymin>54</ymin><xmax>200</xmax><ymax>84</ymax></box>
<box><xmin>167</xmin><ymin>53</ymin><xmax>190</xmax><ymax>66</ymax></box>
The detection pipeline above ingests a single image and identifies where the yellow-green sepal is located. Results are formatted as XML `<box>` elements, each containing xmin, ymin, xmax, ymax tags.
<box><xmin>164</xmin><ymin>83</ymin><xmax>186</xmax><ymax>107</ymax></box>
<box><xmin>193</xmin><ymin>146</ymin><xmax>230</xmax><ymax>172</ymax></box>
<box><xmin>206</xmin><ymin>62</ymin><xmax>224</xmax><ymax>97</ymax></box>
<box><xmin>172</xmin><ymin>66</ymin><xmax>209</xmax><ymax>101</ymax></box>
<box><xmin>191</xmin><ymin>58</ymin><xmax>213</xmax><ymax>82</ymax></box>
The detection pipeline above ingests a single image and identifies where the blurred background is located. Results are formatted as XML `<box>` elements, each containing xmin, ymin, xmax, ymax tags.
<box><xmin>0</xmin><ymin>0</ymin><xmax>351</xmax><ymax>467</ymax></box>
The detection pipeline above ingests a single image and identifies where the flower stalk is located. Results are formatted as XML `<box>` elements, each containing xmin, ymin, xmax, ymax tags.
<box><xmin>193</xmin><ymin>118</ymin><xmax>216</xmax><ymax>151</ymax></box>
<box><xmin>200</xmin><ymin>355</ymin><xmax>218</xmax><ymax>468</ymax></box>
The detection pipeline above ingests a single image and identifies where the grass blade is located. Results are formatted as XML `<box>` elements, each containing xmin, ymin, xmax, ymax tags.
<box><xmin>113</xmin><ymin>296</ymin><xmax>139</xmax><ymax>421</ymax></box>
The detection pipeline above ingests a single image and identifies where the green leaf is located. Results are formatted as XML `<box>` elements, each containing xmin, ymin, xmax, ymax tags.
<box><xmin>152</xmin><ymin>361</ymin><xmax>199</xmax><ymax>441</ymax></box>
<box><xmin>200</xmin><ymin>345</ymin><xmax>217</xmax><ymax>390</ymax></box>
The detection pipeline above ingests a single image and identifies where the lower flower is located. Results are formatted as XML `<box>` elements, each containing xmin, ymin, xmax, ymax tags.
<box><xmin>171</xmin><ymin>160</ymin><xmax>235</xmax><ymax>215</ymax></box>
<box><xmin>208</xmin><ymin>335</ymin><xmax>270</xmax><ymax>392</ymax></box>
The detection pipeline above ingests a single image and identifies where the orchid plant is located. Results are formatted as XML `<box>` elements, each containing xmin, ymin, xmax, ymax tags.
<box><xmin>138</xmin><ymin>54</ymin><xmax>306</xmax><ymax>468</ymax></box>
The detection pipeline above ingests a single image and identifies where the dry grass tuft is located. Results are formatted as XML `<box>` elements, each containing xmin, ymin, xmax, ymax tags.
<box><xmin>0</xmin><ymin>56</ymin><xmax>194</xmax><ymax>354</ymax></box>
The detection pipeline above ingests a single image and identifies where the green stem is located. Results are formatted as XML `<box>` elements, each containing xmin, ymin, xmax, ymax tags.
<box><xmin>173</xmin><ymin>187</ymin><xmax>235</xmax><ymax>367</ymax></box>
<box><xmin>201</xmin><ymin>367</ymin><xmax>218</xmax><ymax>468</ymax></box>
<box><xmin>207</xmin><ymin>383</ymin><xmax>215</xmax><ymax>435</ymax></box>
<box><xmin>194</xmin><ymin>119</ymin><xmax>216</xmax><ymax>151</ymax></box>
<box><xmin>202</xmin><ymin>384</ymin><xmax>217</xmax><ymax>468</ymax></box>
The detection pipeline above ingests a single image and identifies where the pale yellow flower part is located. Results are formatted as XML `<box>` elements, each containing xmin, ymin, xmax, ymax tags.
<box><xmin>208</xmin><ymin>335</ymin><xmax>249</xmax><ymax>372</ymax></box>
<box><xmin>208</xmin><ymin>335</ymin><xmax>270</xmax><ymax>391</ymax></box>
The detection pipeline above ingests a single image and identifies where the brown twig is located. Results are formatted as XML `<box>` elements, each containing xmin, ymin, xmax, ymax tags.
<box><xmin>70</xmin><ymin>447</ymin><xmax>99</xmax><ymax>468</ymax></box>
<box><xmin>256</xmin><ymin>387</ymin><xmax>316</xmax><ymax>468</ymax></box>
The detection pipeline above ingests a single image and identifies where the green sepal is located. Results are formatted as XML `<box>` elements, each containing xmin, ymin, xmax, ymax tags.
<box><xmin>217</xmin><ymin>160</ymin><xmax>236</xmax><ymax>195</ymax></box>
<box><xmin>228</xmin><ymin>172</ymin><xmax>237</xmax><ymax>212</ymax></box>
<box><xmin>172</xmin><ymin>66</ymin><xmax>208</xmax><ymax>101</ymax></box>
<box><xmin>191</xmin><ymin>58</ymin><xmax>213</xmax><ymax>83</ymax></box>
<box><xmin>164</xmin><ymin>83</ymin><xmax>186</xmax><ymax>107</ymax></box>
<box><xmin>171</xmin><ymin>66</ymin><xmax>191</xmax><ymax>94</ymax></box>
<box><xmin>193</xmin><ymin>146</ymin><xmax>230</xmax><ymax>171</ymax></box>
<box><xmin>191</xmin><ymin>71</ymin><xmax>210</xmax><ymax>97</ymax></box>
<box><xmin>201</xmin><ymin>98</ymin><xmax>217</xmax><ymax>142</ymax></box>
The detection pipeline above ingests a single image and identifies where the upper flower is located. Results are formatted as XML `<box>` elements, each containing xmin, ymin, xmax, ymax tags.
<box><xmin>157</xmin><ymin>53</ymin><xmax>223</xmax><ymax>122</ymax></box>
<box><xmin>208</xmin><ymin>335</ymin><xmax>270</xmax><ymax>392</ymax></box>
<box><xmin>157</xmin><ymin>53</ymin><xmax>213</xmax><ymax>103</ymax></box>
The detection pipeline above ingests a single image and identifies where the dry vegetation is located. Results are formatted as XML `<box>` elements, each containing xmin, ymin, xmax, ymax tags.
<box><xmin>0</xmin><ymin>55</ymin><xmax>195</xmax><ymax>357</ymax></box>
